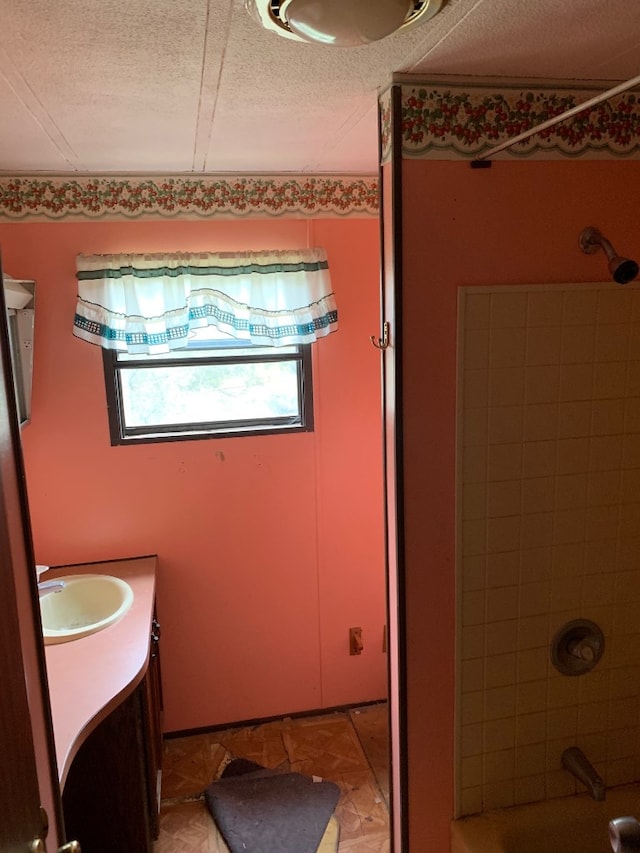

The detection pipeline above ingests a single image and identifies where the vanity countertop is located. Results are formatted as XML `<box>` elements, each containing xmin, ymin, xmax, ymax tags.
<box><xmin>42</xmin><ymin>555</ymin><xmax>157</xmax><ymax>787</ymax></box>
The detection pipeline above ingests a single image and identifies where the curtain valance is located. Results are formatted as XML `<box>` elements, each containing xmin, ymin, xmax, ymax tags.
<box><xmin>73</xmin><ymin>249</ymin><xmax>338</xmax><ymax>353</ymax></box>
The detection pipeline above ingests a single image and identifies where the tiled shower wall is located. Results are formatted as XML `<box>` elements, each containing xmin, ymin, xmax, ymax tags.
<box><xmin>456</xmin><ymin>284</ymin><xmax>640</xmax><ymax>817</ymax></box>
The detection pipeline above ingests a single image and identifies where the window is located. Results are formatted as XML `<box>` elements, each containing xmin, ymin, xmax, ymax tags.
<box><xmin>102</xmin><ymin>326</ymin><xmax>313</xmax><ymax>445</ymax></box>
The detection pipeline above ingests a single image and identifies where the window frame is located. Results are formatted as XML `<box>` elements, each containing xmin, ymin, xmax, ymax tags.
<box><xmin>101</xmin><ymin>342</ymin><xmax>314</xmax><ymax>445</ymax></box>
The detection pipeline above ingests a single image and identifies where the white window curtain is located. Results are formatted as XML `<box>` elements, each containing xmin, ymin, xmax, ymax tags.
<box><xmin>73</xmin><ymin>249</ymin><xmax>338</xmax><ymax>353</ymax></box>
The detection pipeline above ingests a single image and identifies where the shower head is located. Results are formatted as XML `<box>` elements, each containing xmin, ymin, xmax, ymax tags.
<box><xmin>579</xmin><ymin>227</ymin><xmax>640</xmax><ymax>285</ymax></box>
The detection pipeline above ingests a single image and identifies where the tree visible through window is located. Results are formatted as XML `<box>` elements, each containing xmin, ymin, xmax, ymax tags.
<box><xmin>102</xmin><ymin>327</ymin><xmax>313</xmax><ymax>445</ymax></box>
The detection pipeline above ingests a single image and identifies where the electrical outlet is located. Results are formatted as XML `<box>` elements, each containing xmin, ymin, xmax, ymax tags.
<box><xmin>349</xmin><ymin>627</ymin><xmax>363</xmax><ymax>655</ymax></box>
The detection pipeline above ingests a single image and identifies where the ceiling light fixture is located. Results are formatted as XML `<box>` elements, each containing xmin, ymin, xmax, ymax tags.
<box><xmin>247</xmin><ymin>0</ymin><xmax>445</xmax><ymax>47</ymax></box>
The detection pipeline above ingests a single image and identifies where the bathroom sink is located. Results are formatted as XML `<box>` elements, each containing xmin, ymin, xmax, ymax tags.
<box><xmin>39</xmin><ymin>574</ymin><xmax>134</xmax><ymax>645</ymax></box>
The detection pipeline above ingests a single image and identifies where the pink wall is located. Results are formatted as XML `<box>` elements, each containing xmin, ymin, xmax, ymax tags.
<box><xmin>0</xmin><ymin>217</ymin><xmax>386</xmax><ymax>732</ymax></box>
<box><xmin>394</xmin><ymin>160</ymin><xmax>640</xmax><ymax>851</ymax></box>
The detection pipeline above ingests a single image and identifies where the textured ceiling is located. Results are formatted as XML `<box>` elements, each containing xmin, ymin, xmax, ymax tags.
<box><xmin>0</xmin><ymin>0</ymin><xmax>638</xmax><ymax>175</ymax></box>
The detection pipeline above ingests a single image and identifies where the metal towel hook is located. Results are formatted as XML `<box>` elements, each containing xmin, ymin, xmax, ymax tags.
<box><xmin>370</xmin><ymin>321</ymin><xmax>390</xmax><ymax>350</ymax></box>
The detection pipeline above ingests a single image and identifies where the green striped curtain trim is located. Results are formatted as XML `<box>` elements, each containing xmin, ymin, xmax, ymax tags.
<box><xmin>76</xmin><ymin>259</ymin><xmax>329</xmax><ymax>281</ymax></box>
<box><xmin>74</xmin><ymin>306</ymin><xmax>338</xmax><ymax>346</ymax></box>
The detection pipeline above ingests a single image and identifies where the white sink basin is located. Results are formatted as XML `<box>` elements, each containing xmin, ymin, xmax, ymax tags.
<box><xmin>39</xmin><ymin>574</ymin><xmax>134</xmax><ymax>645</ymax></box>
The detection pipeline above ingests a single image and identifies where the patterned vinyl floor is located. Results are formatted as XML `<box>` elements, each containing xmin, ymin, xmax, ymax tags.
<box><xmin>154</xmin><ymin>702</ymin><xmax>390</xmax><ymax>853</ymax></box>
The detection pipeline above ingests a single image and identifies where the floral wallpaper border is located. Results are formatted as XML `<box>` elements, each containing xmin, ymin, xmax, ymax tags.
<box><xmin>380</xmin><ymin>81</ymin><xmax>640</xmax><ymax>162</ymax></box>
<box><xmin>0</xmin><ymin>175</ymin><xmax>379</xmax><ymax>221</ymax></box>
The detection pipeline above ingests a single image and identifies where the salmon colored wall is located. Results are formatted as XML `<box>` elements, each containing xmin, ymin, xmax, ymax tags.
<box><xmin>394</xmin><ymin>160</ymin><xmax>640</xmax><ymax>852</ymax></box>
<box><xmin>0</xmin><ymin>217</ymin><xmax>386</xmax><ymax>732</ymax></box>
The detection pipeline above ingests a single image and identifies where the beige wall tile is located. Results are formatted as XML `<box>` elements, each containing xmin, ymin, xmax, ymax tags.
<box><xmin>485</xmin><ymin>686</ymin><xmax>516</xmax><ymax>721</ymax></box>
<box><xmin>625</xmin><ymin>397</ymin><xmax>640</xmax><ymax>433</ymax></box>
<box><xmin>488</xmin><ymin>516</ymin><xmax>521</xmax><ymax>554</ymax></box>
<box><xmin>483</xmin><ymin>749</ymin><xmax>515</xmax><ymax>783</ymax></box>
<box><xmin>621</xmin><ymin>468</ymin><xmax>640</xmax><ymax>503</ymax></box>
<box><xmin>526</xmin><ymin>326</ymin><xmax>562</xmax><ymax>365</ymax></box>
<box><xmin>591</xmin><ymin>398</ymin><xmax>625</xmax><ymax>436</ymax></box>
<box><xmin>516</xmin><ymin>680</ymin><xmax>548</xmax><ymax>715</ymax></box>
<box><xmin>461</xmin><ymin>624</ymin><xmax>485</xmax><ymax>661</ymax></box>
<box><xmin>465</xmin><ymin>293</ymin><xmax>491</xmax><ymax>329</ymax></box>
<box><xmin>593</xmin><ymin>362</ymin><xmax>627</xmax><ymax>399</ymax></box>
<box><xmin>491</xmin><ymin>292</ymin><xmax>528</xmax><ymax>328</ymax></box>
<box><xmin>586</xmin><ymin>505</ymin><xmax>619</xmax><ymax>541</ymax></box>
<box><xmin>559</xmin><ymin>364</ymin><xmax>594</xmax><ymax>401</ymax></box>
<box><xmin>486</xmin><ymin>552</ymin><xmax>519</xmax><ymax>588</ymax></box>
<box><xmin>488</xmin><ymin>443</ymin><xmax>523</xmax><ymax>481</ymax></box>
<box><xmin>490</xmin><ymin>328</ymin><xmax>526</xmax><ymax>368</ymax></box>
<box><xmin>464</xmin><ymin>329</ymin><xmax>490</xmax><ymax>368</ymax></box>
<box><xmin>525</xmin><ymin>368</ymin><xmax>560</xmax><ymax>405</ymax></box>
<box><xmin>457</xmin><ymin>285</ymin><xmax>640</xmax><ymax>814</ymax></box>
<box><xmin>630</xmin><ymin>326</ymin><xmax>640</xmax><ymax>359</ymax></box>
<box><xmin>562</xmin><ymin>290</ymin><xmax>598</xmax><ymax>326</ymax></box>
<box><xmin>582</xmin><ymin>573</ymin><xmax>614</xmax><ymax>607</ymax></box>
<box><xmin>460</xmin><ymin>723</ymin><xmax>484</xmax><ymax>757</ymax></box>
<box><xmin>485</xmin><ymin>653</ymin><xmax>517</xmax><ymax>688</ymax></box>
<box><xmin>482</xmin><ymin>780</ymin><xmax>515</xmax><ymax>810</ymax></box>
<box><xmin>528</xmin><ymin>291</ymin><xmax>564</xmax><ymax>327</ymax></box>
<box><xmin>521</xmin><ymin>512</ymin><xmax>554</xmax><ymax>550</ymax></box>
<box><xmin>462</xmin><ymin>589</ymin><xmax>486</xmax><ymax>626</ymax></box>
<box><xmin>515</xmin><ymin>742</ymin><xmax>546</xmax><ymax>778</ymax></box>
<box><xmin>522</xmin><ymin>477</ymin><xmax>555</xmax><ymax>513</ymax></box>
<box><xmin>523</xmin><ymin>440</ymin><xmax>557</xmax><ymax>478</ymax></box>
<box><xmin>557</xmin><ymin>437</ymin><xmax>590</xmax><ymax>475</ymax></box>
<box><xmin>459</xmin><ymin>786</ymin><xmax>482</xmax><ymax>816</ymax></box>
<box><xmin>588</xmin><ymin>470</ymin><xmax>622</xmax><ymax>506</ymax></box>
<box><xmin>590</xmin><ymin>434</ymin><xmax>623</xmax><ymax>471</ymax></box>
<box><xmin>490</xmin><ymin>367</ymin><xmax>525</xmax><ymax>406</ymax></box>
<box><xmin>487</xmin><ymin>480</ymin><xmax>522</xmax><ymax>518</ymax></box>
<box><xmin>514</xmin><ymin>774</ymin><xmax>546</xmax><ymax>804</ymax></box>
<box><xmin>523</xmin><ymin>402</ymin><xmax>558</xmax><ymax>440</ymax></box>
<box><xmin>553</xmin><ymin>508</ymin><xmax>586</xmax><ymax>545</ymax></box>
<box><xmin>484</xmin><ymin>717</ymin><xmax>516</xmax><ymax>752</ymax></box>
<box><xmin>464</xmin><ymin>369</ymin><xmax>489</xmax><ymax>408</ymax></box>
<box><xmin>584</xmin><ymin>540</ymin><xmax>616</xmax><ymax>574</ymax></box>
<box><xmin>595</xmin><ymin>323</ymin><xmax>630</xmax><ymax>362</ymax></box>
<box><xmin>577</xmin><ymin>701</ymin><xmax>609</xmax><ymax>735</ymax></box>
<box><xmin>463</xmin><ymin>407</ymin><xmax>488</xmax><ymax>447</ymax></box>
<box><xmin>552</xmin><ymin>543</ymin><xmax>585</xmax><ymax>577</ymax></box>
<box><xmin>463</xmin><ymin>445</ymin><xmax>487</xmax><ymax>484</ymax></box>
<box><xmin>486</xmin><ymin>585</ymin><xmax>519</xmax><ymax>622</ymax></box>
<box><xmin>461</xmin><ymin>658</ymin><xmax>485</xmax><ymax>693</ymax></box>
<box><xmin>519</xmin><ymin>581</ymin><xmax>551</xmax><ymax>618</ymax></box>
<box><xmin>460</xmin><ymin>755</ymin><xmax>483</xmax><ymax>789</ymax></box>
<box><xmin>516</xmin><ymin>711</ymin><xmax>547</xmax><ymax>746</ymax></box>
<box><xmin>461</xmin><ymin>691</ymin><xmax>485</xmax><ymax>725</ymax></box>
<box><xmin>597</xmin><ymin>290</ymin><xmax>633</xmax><ymax>325</ymax></box>
<box><xmin>463</xmin><ymin>484</ymin><xmax>487</xmax><ymax>521</ymax></box>
<box><xmin>488</xmin><ymin>406</ymin><xmax>523</xmax><ymax>444</ymax></box>
<box><xmin>626</xmin><ymin>362</ymin><xmax>640</xmax><ymax>397</ymax></box>
<box><xmin>517</xmin><ymin>615</ymin><xmax>549</xmax><ymax>651</ymax></box>
<box><xmin>462</xmin><ymin>555</ymin><xmax>486</xmax><ymax>591</ymax></box>
<box><xmin>558</xmin><ymin>401</ymin><xmax>592</xmax><ymax>439</ymax></box>
<box><xmin>485</xmin><ymin>619</ymin><xmax>518</xmax><ymax>656</ymax></box>
<box><xmin>556</xmin><ymin>473</ymin><xmax>588</xmax><ymax>509</ymax></box>
<box><xmin>517</xmin><ymin>647</ymin><xmax>549</xmax><ymax>684</ymax></box>
<box><xmin>561</xmin><ymin>325</ymin><xmax>595</xmax><ymax>363</ymax></box>
<box><xmin>550</xmin><ymin>574</ymin><xmax>580</xmax><ymax>613</ymax></box>
<box><xmin>519</xmin><ymin>547</ymin><xmax>553</xmax><ymax>583</ymax></box>
<box><xmin>547</xmin><ymin>705</ymin><xmax>578</xmax><ymax>739</ymax></box>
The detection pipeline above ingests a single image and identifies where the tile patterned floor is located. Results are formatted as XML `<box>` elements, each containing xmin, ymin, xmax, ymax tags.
<box><xmin>154</xmin><ymin>703</ymin><xmax>389</xmax><ymax>853</ymax></box>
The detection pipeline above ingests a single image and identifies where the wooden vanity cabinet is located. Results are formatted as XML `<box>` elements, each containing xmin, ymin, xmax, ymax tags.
<box><xmin>62</xmin><ymin>620</ymin><xmax>163</xmax><ymax>853</ymax></box>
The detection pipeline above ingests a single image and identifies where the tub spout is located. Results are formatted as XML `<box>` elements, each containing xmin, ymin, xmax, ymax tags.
<box><xmin>609</xmin><ymin>816</ymin><xmax>640</xmax><ymax>852</ymax></box>
<box><xmin>562</xmin><ymin>747</ymin><xmax>606</xmax><ymax>801</ymax></box>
